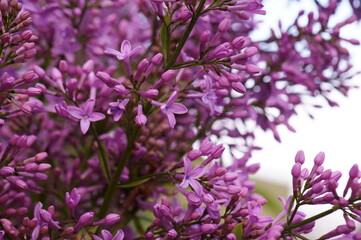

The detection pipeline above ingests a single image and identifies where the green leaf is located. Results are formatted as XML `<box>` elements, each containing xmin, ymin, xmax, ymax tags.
<box><xmin>231</xmin><ymin>223</ymin><xmax>243</xmax><ymax>240</ymax></box>
<box><xmin>160</xmin><ymin>23</ymin><xmax>169</xmax><ymax>62</ymax></box>
<box><xmin>116</xmin><ymin>177</ymin><xmax>153</xmax><ymax>188</ymax></box>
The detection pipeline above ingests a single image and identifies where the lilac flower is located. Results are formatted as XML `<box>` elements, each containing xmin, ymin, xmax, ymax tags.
<box><xmin>67</xmin><ymin>99</ymin><xmax>105</xmax><ymax>134</ymax></box>
<box><xmin>93</xmin><ymin>230</ymin><xmax>124</xmax><ymax>240</ymax></box>
<box><xmin>107</xmin><ymin>99</ymin><xmax>130</xmax><ymax>121</ymax></box>
<box><xmin>151</xmin><ymin>91</ymin><xmax>188</xmax><ymax>128</ymax></box>
<box><xmin>180</xmin><ymin>157</ymin><xmax>206</xmax><ymax>196</ymax></box>
<box><xmin>105</xmin><ymin>40</ymin><xmax>142</xmax><ymax>76</ymax></box>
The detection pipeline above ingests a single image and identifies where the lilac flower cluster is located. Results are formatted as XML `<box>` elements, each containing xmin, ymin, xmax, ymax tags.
<box><xmin>0</xmin><ymin>0</ymin><xmax>360</xmax><ymax>239</ymax></box>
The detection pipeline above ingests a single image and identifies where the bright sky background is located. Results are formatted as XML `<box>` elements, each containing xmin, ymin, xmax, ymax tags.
<box><xmin>250</xmin><ymin>0</ymin><xmax>361</xmax><ymax>236</ymax></box>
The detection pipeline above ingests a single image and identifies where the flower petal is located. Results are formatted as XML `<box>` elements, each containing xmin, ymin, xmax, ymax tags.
<box><xmin>114</xmin><ymin>230</ymin><xmax>125</xmax><ymax>240</ymax></box>
<box><xmin>179</xmin><ymin>178</ymin><xmax>189</xmax><ymax>189</ymax></box>
<box><xmin>104</xmin><ymin>48</ymin><xmax>121</xmax><ymax>58</ymax></box>
<box><xmin>101</xmin><ymin>230</ymin><xmax>113</xmax><ymax>240</ymax></box>
<box><xmin>121</xmin><ymin>40</ymin><xmax>131</xmax><ymax>55</ymax></box>
<box><xmin>189</xmin><ymin>179</ymin><xmax>204</xmax><ymax>196</ymax></box>
<box><xmin>80</xmin><ymin>118</ymin><xmax>90</xmax><ymax>134</ymax></box>
<box><xmin>88</xmin><ymin>112</ymin><xmax>105</xmax><ymax>122</ymax></box>
<box><xmin>168</xmin><ymin>103</ymin><xmax>188</xmax><ymax>114</ymax></box>
<box><xmin>67</xmin><ymin>106</ymin><xmax>83</xmax><ymax>119</ymax></box>
<box><xmin>83</xmin><ymin>99</ymin><xmax>95</xmax><ymax>114</ymax></box>
<box><xmin>166</xmin><ymin>91</ymin><xmax>178</xmax><ymax>105</ymax></box>
<box><xmin>129</xmin><ymin>46</ymin><xmax>142</xmax><ymax>57</ymax></box>
<box><xmin>190</xmin><ymin>165</ymin><xmax>206</xmax><ymax>179</ymax></box>
<box><xmin>183</xmin><ymin>157</ymin><xmax>192</xmax><ymax>176</ymax></box>
<box><xmin>166</xmin><ymin>112</ymin><xmax>176</xmax><ymax>128</ymax></box>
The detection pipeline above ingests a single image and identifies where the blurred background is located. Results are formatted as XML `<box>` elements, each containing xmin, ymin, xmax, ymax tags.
<box><xmin>250</xmin><ymin>0</ymin><xmax>361</xmax><ymax>237</ymax></box>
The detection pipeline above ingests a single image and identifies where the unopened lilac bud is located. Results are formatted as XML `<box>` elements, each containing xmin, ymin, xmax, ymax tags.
<box><xmin>167</xmin><ymin>229</ymin><xmax>177</xmax><ymax>239</ymax></box>
<box><xmin>226</xmin><ymin>233</ymin><xmax>237</xmax><ymax>240</ymax></box>
<box><xmin>215</xmin><ymin>167</ymin><xmax>227</xmax><ymax>177</ymax></box>
<box><xmin>82</xmin><ymin>60</ymin><xmax>94</xmax><ymax>74</ymax></box>
<box><xmin>200</xmin><ymin>30</ymin><xmax>211</xmax><ymax>52</ymax></box>
<box><xmin>17</xmin><ymin>207</ymin><xmax>27</xmax><ymax>216</ymax></box>
<box><xmin>244</xmin><ymin>46</ymin><xmax>258</xmax><ymax>57</ymax></box>
<box><xmin>227</xmin><ymin>185</ymin><xmax>242</xmax><ymax>194</ymax></box>
<box><xmin>291</xmin><ymin>163</ymin><xmax>302</xmax><ymax>178</ymax></box>
<box><xmin>26</xmin><ymin>87</ymin><xmax>41</xmax><ymax>96</ymax></box>
<box><xmin>314</xmin><ymin>152</ymin><xmax>325</xmax><ymax>166</ymax></box>
<box><xmin>151</xmin><ymin>53</ymin><xmax>163</xmax><ymax>65</ymax></box>
<box><xmin>75</xmin><ymin>212</ymin><xmax>94</xmax><ymax>231</ymax></box>
<box><xmin>114</xmin><ymin>84</ymin><xmax>130</xmax><ymax>95</ymax></box>
<box><xmin>349</xmin><ymin>164</ymin><xmax>359</xmax><ymax>178</ymax></box>
<box><xmin>186</xmin><ymin>150</ymin><xmax>202</xmax><ymax>161</ymax></box>
<box><xmin>231</xmin><ymin>82</ymin><xmax>246</xmax><ymax>93</ymax></box>
<box><xmin>24</xmin><ymin>163</ymin><xmax>38</xmax><ymax>172</ymax></box>
<box><xmin>137</xmin><ymin>59</ymin><xmax>149</xmax><ymax>73</ymax></box>
<box><xmin>34</xmin><ymin>173</ymin><xmax>48</xmax><ymax>181</ymax></box>
<box><xmin>35</xmin><ymin>152</ymin><xmax>48</xmax><ymax>161</ymax></box>
<box><xmin>186</xmin><ymin>192</ymin><xmax>201</xmax><ymax>207</ymax></box>
<box><xmin>211</xmin><ymin>144</ymin><xmax>225</xmax><ymax>158</ymax></box>
<box><xmin>22</xmin><ymin>71</ymin><xmax>36</xmax><ymax>83</ymax></box>
<box><xmin>218</xmin><ymin>18</ymin><xmax>231</xmax><ymax>33</ymax></box>
<box><xmin>245</xmin><ymin>64</ymin><xmax>261</xmax><ymax>74</ymax></box>
<box><xmin>63</xmin><ymin>227</ymin><xmax>74</xmax><ymax>235</ymax></box>
<box><xmin>0</xmin><ymin>167</ymin><xmax>15</xmax><ymax>177</ymax></box>
<box><xmin>201</xmin><ymin>224</ymin><xmax>217</xmax><ymax>234</ymax></box>
<box><xmin>104</xmin><ymin>213</ymin><xmax>120</xmax><ymax>225</ymax></box>
<box><xmin>140</xmin><ymin>89</ymin><xmax>159</xmax><ymax>99</ymax></box>
<box><xmin>224</xmin><ymin>172</ymin><xmax>238</xmax><ymax>181</ymax></box>
<box><xmin>37</xmin><ymin>163</ymin><xmax>51</xmax><ymax>172</ymax></box>
<box><xmin>59</xmin><ymin>60</ymin><xmax>68</xmax><ymax>73</ymax></box>
<box><xmin>66</xmin><ymin>188</ymin><xmax>81</xmax><ymax>209</ymax></box>
<box><xmin>295</xmin><ymin>150</ymin><xmax>305</xmax><ymax>164</ymax></box>
<box><xmin>96</xmin><ymin>71</ymin><xmax>120</xmax><ymax>87</ymax></box>
<box><xmin>51</xmin><ymin>68</ymin><xmax>62</xmax><ymax>80</ymax></box>
<box><xmin>161</xmin><ymin>70</ymin><xmax>175</xmax><ymax>82</ymax></box>
<box><xmin>33</xmin><ymin>66</ymin><xmax>46</xmax><ymax>78</ymax></box>
<box><xmin>21</xmin><ymin>30</ymin><xmax>33</xmax><ymax>41</ymax></box>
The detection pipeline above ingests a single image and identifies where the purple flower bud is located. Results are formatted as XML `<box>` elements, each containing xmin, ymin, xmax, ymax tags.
<box><xmin>66</xmin><ymin>188</ymin><xmax>81</xmax><ymax>209</ymax></box>
<box><xmin>200</xmin><ymin>224</ymin><xmax>217</xmax><ymax>234</ymax></box>
<box><xmin>140</xmin><ymin>89</ymin><xmax>159</xmax><ymax>99</ymax></box>
<box><xmin>24</xmin><ymin>163</ymin><xmax>38</xmax><ymax>172</ymax></box>
<box><xmin>224</xmin><ymin>172</ymin><xmax>238</xmax><ymax>181</ymax></box>
<box><xmin>74</xmin><ymin>212</ymin><xmax>94</xmax><ymax>231</ymax></box>
<box><xmin>314</xmin><ymin>152</ymin><xmax>325</xmax><ymax>166</ymax></box>
<box><xmin>59</xmin><ymin>60</ymin><xmax>68</xmax><ymax>73</ymax></box>
<box><xmin>161</xmin><ymin>70</ymin><xmax>175</xmax><ymax>82</ymax></box>
<box><xmin>291</xmin><ymin>163</ymin><xmax>302</xmax><ymax>178</ymax></box>
<box><xmin>96</xmin><ymin>71</ymin><xmax>121</xmax><ymax>88</ymax></box>
<box><xmin>231</xmin><ymin>82</ymin><xmax>246</xmax><ymax>94</ymax></box>
<box><xmin>151</xmin><ymin>53</ymin><xmax>163</xmax><ymax>65</ymax></box>
<box><xmin>0</xmin><ymin>167</ymin><xmax>15</xmax><ymax>177</ymax></box>
<box><xmin>39</xmin><ymin>209</ymin><xmax>61</xmax><ymax>229</ymax></box>
<box><xmin>104</xmin><ymin>213</ymin><xmax>121</xmax><ymax>225</ymax></box>
<box><xmin>167</xmin><ymin>229</ymin><xmax>177</xmax><ymax>239</ymax></box>
<box><xmin>226</xmin><ymin>233</ymin><xmax>237</xmax><ymax>240</ymax></box>
<box><xmin>187</xmin><ymin>150</ymin><xmax>202</xmax><ymax>161</ymax></box>
<box><xmin>218</xmin><ymin>18</ymin><xmax>231</xmax><ymax>33</ymax></box>
<box><xmin>186</xmin><ymin>192</ymin><xmax>201</xmax><ymax>207</ymax></box>
<box><xmin>295</xmin><ymin>150</ymin><xmax>305</xmax><ymax>164</ymax></box>
<box><xmin>82</xmin><ymin>60</ymin><xmax>94</xmax><ymax>74</ymax></box>
<box><xmin>35</xmin><ymin>152</ymin><xmax>48</xmax><ymax>161</ymax></box>
<box><xmin>349</xmin><ymin>164</ymin><xmax>359</xmax><ymax>178</ymax></box>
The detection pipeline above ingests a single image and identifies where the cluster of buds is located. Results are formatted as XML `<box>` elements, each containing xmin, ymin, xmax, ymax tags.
<box><xmin>0</xmin><ymin>0</ymin><xmax>37</xmax><ymax>66</ymax></box>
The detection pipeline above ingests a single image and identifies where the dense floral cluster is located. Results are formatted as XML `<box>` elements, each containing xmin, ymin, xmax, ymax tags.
<box><xmin>0</xmin><ymin>0</ymin><xmax>360</xmax><ymax>239</ymax></box>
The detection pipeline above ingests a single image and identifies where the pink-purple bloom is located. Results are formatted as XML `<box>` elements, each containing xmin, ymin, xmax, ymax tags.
<box><xmin>67</xmin><ymin>99</ymin><xmax>105</xmax><ymax>134</ymax></box>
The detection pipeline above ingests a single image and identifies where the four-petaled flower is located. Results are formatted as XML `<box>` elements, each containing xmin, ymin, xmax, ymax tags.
<box><xmin>107</xmin><ymin>99</ymin><xmax>129</xmax><ymax>122</ymax></box>
<box><xmin>151</xmin><ymin>91</ymin><xmax>188</xmax><ymax>128</ymax></box>
<box><xmin>67</xmin><ymin>99</ymin><xmax>105</xmax><ymax>134</ymax></box>
<box><xmin>93</xmin><ymin>230</ymin><xmax>124</xmax><ymax>240</ymax></box>
<box><xmin>179</xmin><ymin>157</ymin><xmax>206</xmax><ymax>196</ymax></box>
<box><xmin>104</xmin><ymin>40</ymin><xmax>142</xmax><ymax>61</ymax></box>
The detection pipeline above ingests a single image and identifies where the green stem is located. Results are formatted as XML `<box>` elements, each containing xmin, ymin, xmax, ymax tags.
<box><xmin>283</xmin><ymin>205</ymin><xmax>339</xmax><ymax>232</ymax></box>
<box><xmin>164</xmin><ymin>0</ymin><xmax>206</xmax><ymax>70</ymax></box>
<box><xmin>98</xmin><ymin>126</ymin><xmax>141</xmax><ymax>218</ymax></box>
<box><xmin>90</xmin><ymin>124</ymin><xmax>111</xmax><ymax>182</ymax></box>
